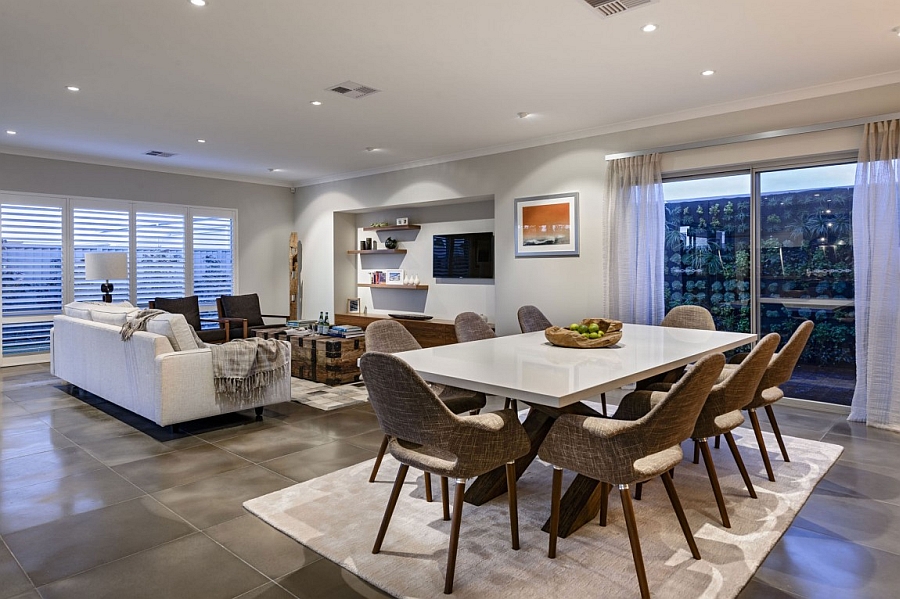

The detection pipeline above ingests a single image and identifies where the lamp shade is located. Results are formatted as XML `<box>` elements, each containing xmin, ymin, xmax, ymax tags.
<box><xmin>85</xmin><ymin>252</ymin><xmax>127</xmax><ymax>281</ymax></box>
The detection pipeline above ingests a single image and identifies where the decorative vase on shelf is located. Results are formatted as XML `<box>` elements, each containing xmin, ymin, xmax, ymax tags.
<box><xmin>404</xmin><ymin>275</ymin><xmax>411</xmax><ymax>285</ymax></box>
<box><xmin>384</xmin><ymin>237</ymin><xmax>398</xmax><ymax>250</ymax></box>
<box><xmin>413</xmin><ymin>275</ymin><xmax>420</xmax><ymax>286</ymax></box>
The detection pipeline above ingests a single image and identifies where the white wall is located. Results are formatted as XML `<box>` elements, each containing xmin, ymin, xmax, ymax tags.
<box><xmin>0</xmin><ymin>152</ymin><xmax>294</xmax><ymax>315</ymax></box>
<box><xmin>295</xmin><ymin>83</ymin><xmax>900</xmax><ymax>335</ymax></box>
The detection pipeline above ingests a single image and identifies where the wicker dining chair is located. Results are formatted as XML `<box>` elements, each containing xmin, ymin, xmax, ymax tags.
<box><xmin>637</xmin><ymin>333</ymin><xmax>780</xmax><ymax>527</ymax></box>
<box><xmin>364</xmin><ymin>320</ymin><xmax>487</xmax><ymax>505</ymax></box>
<box><xmin>734</xmin><ymin>320</ymin><xmax>814</xmax><ymax>482</ymax></box>
<box><xmin>539</xmin><ymin>353</ymin><xmax>725</xmax><ymax>599</ymax></box>
<box><xmin>360</xmin><ymin>351</ymin><xmax>530</xmax><ymax>594</ymax></box>
<box><xmin>454</xmin><ymin>311</ymin><xmax>518</xmax><ymax>411</ymax></box>
<box><xmin>636</xmin><ymin>305</ymin><xmax>717</xmax><ymax>392</ymax></box>
<box><xmin>516</xmin><ymin>305</ymin><xmax>552</xmax><ymax>333</ymax></box>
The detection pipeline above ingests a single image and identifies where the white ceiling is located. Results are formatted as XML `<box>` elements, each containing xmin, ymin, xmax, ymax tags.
<box><xmin>1</xmin><ymin>0</ymin><xmax>898</xmax><ymax>187</ymax></box>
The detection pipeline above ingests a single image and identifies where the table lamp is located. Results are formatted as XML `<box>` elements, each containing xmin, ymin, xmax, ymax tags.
<box><xmin>85</xmin><ymin>252</ymin><xmax>127</xmax><ymax>303</ymax></box>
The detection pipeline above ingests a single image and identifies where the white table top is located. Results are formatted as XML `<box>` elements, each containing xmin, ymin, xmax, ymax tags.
<box><xmin>394</xmin><ymin>324</ymin><xmax>757</xmax><ymax>408</ymax></box>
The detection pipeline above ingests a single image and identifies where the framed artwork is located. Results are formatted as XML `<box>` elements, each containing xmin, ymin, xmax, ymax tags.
<box><xmin>385</xmin><ymin>269</ymin><xmax>405</xmax><ymax>285</ymax></box>
<box><xmin>347</xmin><ymin>298</ymin><xmax>361</xmax><ymax>313</ymax></box>
<box><xmin>514</xmin><ymin>192</ymin><xmax>580</xmax><ymax>258</ymax></box>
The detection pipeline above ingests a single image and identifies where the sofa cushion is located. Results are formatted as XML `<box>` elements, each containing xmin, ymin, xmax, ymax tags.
<box><xmin>63</xmin><ymin>302</ymin><xmax>95</xmax><ymax>321</ymax></box>
<box><xmin>88</xmin><ymin>303</ymin><xmax>140</xmax><ymax>326</ymax></box>
<box><xmin>146</xmin><ymin>313</ymin><xmax>200</xmax><ymax>352</ymax></box>
<box><xmin>153</xmin><ymin>296</ymin><xmax>202</xmax><ymax>331</ymax></box>
<box><xmin>63</xmin><ymin>301</ymin><xmax>137</xmax><ymax>325</ymax></box>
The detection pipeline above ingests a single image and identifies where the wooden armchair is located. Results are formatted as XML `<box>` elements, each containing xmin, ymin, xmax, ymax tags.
<box><xmin>215</xmin><ymin>293</ymin><xmax>289</xmax><ymax>339</ymax></box>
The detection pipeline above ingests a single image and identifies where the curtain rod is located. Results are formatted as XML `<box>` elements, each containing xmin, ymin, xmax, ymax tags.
<box><xmin>604</xmin><ymin>111</ymin><xmax>900</xmax><ymax>161</ymax></box>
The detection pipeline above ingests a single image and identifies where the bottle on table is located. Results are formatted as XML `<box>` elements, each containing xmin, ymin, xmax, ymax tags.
<box><xmin>324</xmin><ymin>312</ymin><xmax>330</xmax><ymax>334</ymax></box>
<box><xmin>317</xmin><ymin>312</ymin><xmax>324</xmax><ymax>334</ymax></box>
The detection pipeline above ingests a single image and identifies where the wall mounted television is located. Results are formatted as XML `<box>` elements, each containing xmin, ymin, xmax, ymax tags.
<box><xmin>433</xmin><ymin>232</ymin><xmax>494</xmax><ymax>279</ymax></box>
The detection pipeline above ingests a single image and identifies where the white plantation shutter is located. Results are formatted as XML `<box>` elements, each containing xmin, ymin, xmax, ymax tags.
<box><xmin>73</xmin><ymin>208</ymin><xmax>130</xmax><ymax>303</ymax></box>
<box><xmin>1</xmin><ymin>203</ymin><xmax>63</xmax><ymax>356</ymax></box>
<box><xmin>135</xmin><ymin>212</ymin><xmax>185</xmax><ymax>307</ymax></box>
<box><xmin>193</xmin><ymin>215</ymin><xmax>234</xmax><ymax>326</ymax></box>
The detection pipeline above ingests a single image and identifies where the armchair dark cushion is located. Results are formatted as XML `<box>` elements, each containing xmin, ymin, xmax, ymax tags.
<box><xmin>219</xmin><ymin>294</ymin><xmax>266</xmax><ymax>328</ymax></box>
<box><xmin>153</xmin><ymin>296</ymin><xmax>202</xmax><ymax>330</ymax></box>
<box><xmin>151</xmin><ymin>295</ymin><xmax>229</xmax><ymax>344</ymax></box>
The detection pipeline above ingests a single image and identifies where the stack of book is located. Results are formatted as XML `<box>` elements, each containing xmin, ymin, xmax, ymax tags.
<box><xmin>328</xmin><ymin>324</ymin><xmax>365</xmax><ymax>339</ymax></box>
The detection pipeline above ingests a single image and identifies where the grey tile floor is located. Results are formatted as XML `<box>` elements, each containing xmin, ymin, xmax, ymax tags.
<box><xmin>1</xmin><ymin>364</ymin><xmax>899</xmax><ymax>598</ymax></box>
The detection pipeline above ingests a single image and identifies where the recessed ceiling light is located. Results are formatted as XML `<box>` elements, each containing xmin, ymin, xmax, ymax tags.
<box><xmin>190</xmin><ymin>0</ymin><xmax>206</xmax><ymax>6</ymax></box>
<box><xmin>892</xmin><ymin>26</ymin><xmax>900</xmax><ymax>36</ymax></box>
<box><xmin>268</xmin><ymin>168</ymin><xmax>282</xmax><ymax>172</ymax></box>
<box><xmin>197</xmin><ymin>139</ymin><xmax>206</xmax><ymax>143</ymax></box>
<box><xmin>365</xmin><ymin>147</ymin><xmax>378</xmax><ymax>152</ymax></box>
<box><xmin>701</xmin><ymin>70</ymin><xmax>715</xmax><ymax>76</ymax></box>
<box><xmin>517</xmin><ymin>112</ymin><xmax>531</xmax><ymax>119</ymax></box>
<box><xmin>66</xmin><ymin>86</ymin><xmax>80</xmax><ymax>92</ymax></box>
<box><xmin>310</xmin><ymin>100</ymin><xmax>322</xmax><ymax>106</ymax></box>
<box><xmin>6</xmin><ymin>130</ymin><xmax>16</xmax><ymax>135</ymax></box>
<box><xmin>642</xmin><ymin>24</ymin><xmax>657</xmax><ymax>32</ymax></box>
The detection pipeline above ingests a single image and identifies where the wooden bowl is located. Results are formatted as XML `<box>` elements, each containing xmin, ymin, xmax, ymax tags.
<box><xmin>544</xmin><ymin>318</ymin><xmax>623</xmax><ymax>349</ymax></box>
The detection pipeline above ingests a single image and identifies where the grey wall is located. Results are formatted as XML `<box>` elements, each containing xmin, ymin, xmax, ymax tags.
<box><xmin>295</xmin><ymin>83</ymin><xmax>900</xmax><ymax>335</ymax></box>
<box><xmin>0</xmin><ymin>153</ymin><xmax>294</xmax><ymax>315</ymax></box>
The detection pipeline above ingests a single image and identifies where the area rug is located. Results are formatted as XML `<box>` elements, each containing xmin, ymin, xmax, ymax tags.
<box><xmin>289</xmin><ymin>377</ymin><xmax>368</xmax><ymax>411</ymax></box>
<box><xmin>245</xmin><ymin>430</ymin><xmax>842</xmax><ymax>598</ymax></box>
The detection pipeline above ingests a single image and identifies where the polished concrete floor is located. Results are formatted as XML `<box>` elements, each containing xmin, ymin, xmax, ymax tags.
<box><xmin>1</xmin><ymin>364</ymin><xmax>899</xmax><ymax>599</ymax></box>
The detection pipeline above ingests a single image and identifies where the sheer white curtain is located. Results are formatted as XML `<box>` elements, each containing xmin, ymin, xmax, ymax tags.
<box><xmin>849</xmin><ymin>120</ymin><xmax>900</xmax><ymax>431</ymax></box>
<box><xmin>603</xmin><ymin>154</ymin><xmax>665</xmax><ymax>324</ymax></box>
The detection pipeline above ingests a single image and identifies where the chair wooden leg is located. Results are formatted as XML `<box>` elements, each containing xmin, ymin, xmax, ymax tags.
<box><xmin>634</xmin><ymin>481</ymin><xmax>643</xmax><ymax>500</ymax></box>
<box><xmin>619</xmin><ymin>484</ymin><xmax>650</xmax><ymax>599</ymax></box>
<box><xmin>369</xmin><ymin>434</ymin><xmax>389</xmax><ymax>483</ymax></box>
<box><xmin>748</xmin><ymin>409</ymin><xmax>776</xmax><ymax>481</ymax></box>
<box><xmin>660</xmin><ymin>470</ymin><xmax>701</xmax><ymax>559</ymax></box>
<box><xmin>373</xmin><ymin>464</ymin><xmax>409</xmax><ymax>554</ymax></box>
<box><xmin>765</xmin><ymin>405</ymin><xmax>791</xmax><ymax>463</ymax></box>
<box><xmin>698</xmin><ymin>438</ymin><xmax>731</xmax><ymax>528</ymax></box>
<box><xmin>425</xmin><ymin>473</ymin><xmax>433</xmax><ymax>502</ymax></box>
<box><xmin>714</xmin><ymin>434</ymin><xmax>721</xmax><ymax>449</ymax></box>
<box><xmin>548</xmin><ymin>467</ymin><xmax>563</xmax><ymax>558</ymax></box>
<box><xmin>441</xmin><ymin>476</ymin><xmax>450</xmax><ymax>521</ymax></box>
<box><xmin>505</xmin><ymin>462</ymin><xmax>520</xmax><ymax>550</ymax></box>
<box><xmin>600</xmin><ymin>392</ymin><xmax>608</xmax><ymax>417</ymax></box>
<box><xmin>599</xmin><ymin>482</ymin><xmax>610</xmax><ymax>526</ymax></box>
<box><xmin>725</xmin><ymin>431</ymin><xmax>757</xmax><ymax>499</ymax></box>
<box><xmin>504</xmin><ymin>397</ymin><xmax>519</xmax><ymax>411</ymax></box>
<box><xmin>693</xmin><ymin>439</ymin><xmax>700</xmax><ymax>464</ymax></box>
<box><xmin>444</xmin><ymin>479</ymin><xmax>467</xmax><ymax>594</ymax></box>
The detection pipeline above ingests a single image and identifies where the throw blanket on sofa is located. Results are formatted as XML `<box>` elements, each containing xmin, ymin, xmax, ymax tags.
<box><xmin>120</xmin><ymin>309</ymin><xmax>166</xmax><ymax>341</ymax></box>
<box><xmin>206</xmin><ymin>337</ymin><xmax>290</xmax><ymax>404</ymax></box>
<box><xmin>120</xmin><ymin>310</ymin><xmax>289</xmax><ymax>405</ymax></box>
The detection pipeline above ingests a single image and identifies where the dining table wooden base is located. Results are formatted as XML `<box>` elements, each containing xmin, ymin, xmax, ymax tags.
<box><xmin>464</xmin><ymin>402</ymin><xmax>606</xmax><ymax>538</ymax></box>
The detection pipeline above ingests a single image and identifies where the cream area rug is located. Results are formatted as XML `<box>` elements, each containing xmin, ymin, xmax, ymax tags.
<box><xmin>290</xmin><ymin>377</ymin><xmax>368</xmax><ymax>411</ymax></box>
<box><xmin>245</xmin><ymin>430</ymin><xmax>842</xmax><ymax>598</ymax></box>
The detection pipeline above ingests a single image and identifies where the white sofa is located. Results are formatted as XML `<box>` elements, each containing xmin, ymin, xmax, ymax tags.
<box><xmin>50</xmin><ymin>303</ymin><xmax>290</xmax><ymax>427</ymax></box>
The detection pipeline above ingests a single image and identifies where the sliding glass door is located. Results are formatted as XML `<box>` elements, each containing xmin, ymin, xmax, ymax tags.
<box><xmin>757</xmin><ymin>163</ymin><xmax>856</xmax><ymax>404</ymax></box>
<box><xmin>662</xmin><ymin>159</ymin><xmax>856</xmax><ymax>405</ymax></box>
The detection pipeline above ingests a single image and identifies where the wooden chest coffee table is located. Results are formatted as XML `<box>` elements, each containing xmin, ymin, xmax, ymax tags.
<box><xmin>255</xmin><ymin>328</ymin><xmax>365</xmax><ymax>385</ymax></box>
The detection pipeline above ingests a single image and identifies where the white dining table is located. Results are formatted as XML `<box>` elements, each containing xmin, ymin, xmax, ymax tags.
<box><xmin>395</xmin><ymin>323</ymin><xmax>757</xmax><ymax>408</ymax></box>
<box><xmin>393</xmin><ymin>323</ymin><xmax>757</xmax><ymax>537</ymax></box>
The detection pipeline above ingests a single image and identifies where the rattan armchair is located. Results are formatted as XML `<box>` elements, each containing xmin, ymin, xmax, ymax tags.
<box><xmin>539</xmin><ymin>353</ymin><xmax>725</xmax><ymax>599</ymax></box>
<box><xmin>360</xmin><ymin>352</ymin><xmax>530</xmax><ymax>594</ymax></box>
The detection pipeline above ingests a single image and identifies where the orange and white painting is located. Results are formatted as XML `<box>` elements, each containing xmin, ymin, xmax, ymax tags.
<box><xmin>515</xmin><ymin>193</ymin><xmax>579</xmax><ymax>257</ymax></box>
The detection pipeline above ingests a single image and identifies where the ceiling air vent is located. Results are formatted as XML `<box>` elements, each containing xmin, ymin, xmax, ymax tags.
<box><xmin>327</xmin><ymin>81</ymin><xmax>381</xmax><ymax>99</ymax></box>
<box><xmin>144</xmin><ymin>150</ymin><xmax>177</xmax><ymax>158</ymax></box>
<box><xmin>582</xmin><ymin>0</ymin><xmax>657</xmax><ymax>17</ymax></box>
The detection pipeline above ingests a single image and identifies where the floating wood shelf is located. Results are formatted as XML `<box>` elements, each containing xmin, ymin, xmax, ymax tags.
<box><xmin>359</xmin><ymin>283</ymin><xmax>428</xmax><ymax>290</ymax></box>
<box><xmin>362</xmin><ymin>224</ymin><xmax>421</xmax><ymax>232</ymax></box>
<box><xmin>347</xmin><ymin>249</ymin><xmax>407</xmax><ymax>255</ymax></box>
